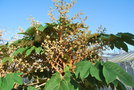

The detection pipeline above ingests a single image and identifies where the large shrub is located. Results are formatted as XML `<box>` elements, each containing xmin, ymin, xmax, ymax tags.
<box><xmin>0</xmin><ymin>0</ymin><xmax>134</xmax><ymax>90</ymax></box>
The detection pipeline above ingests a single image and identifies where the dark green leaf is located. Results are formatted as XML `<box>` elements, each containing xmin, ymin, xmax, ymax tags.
<box><xmin>103</xmin><ymin>61</ymin><xmax>134</xmax><ymax>87</ymax></box>
<box><xmin>109</xmin><ymin>43</ymin><xmax>114</xmax><ymax>50</ymax></box>
<box><xmin>25</xmin><ymin>46</ymin><xmax>35</xmax><ymax>56</ymax></box>
<box><xmin>11</xmin><ymin>73</ymin><xmax>23</xmax><ymax>85</ymax></box>
<box><xmin>99</xmin><ymin>33</ymin><xmax>134</xmax><ymax>52</ymax></box>
<box><xmin>0</xmin><ymin>77</ymin><xmax>13</xmax><ymax>90</ymax></box>
<box><xmin>38</xmin><ymin>24</ymin><xmax>48</xmax><ymax>32</ymax></box>
<box><xmin>12</xmin><ymin>47</ymin><xmax>28</xmax><ymax>56</ymax></box>
<box><xmin>103</xmin><ymin>63</ymin><xmax>117</xmax><ymax>84</ymax></box>
<box><xmin>90</xmin><ymin>65</ymin><xmax>101</xmax><ymax>81</ymax></box>
<box><xmin>35</xmin><ymin>47</ymin><xmax>43</xmax><ymax>54</ymax></box>
<box><xmin>45</xmin><ymin>72</ymin><xmax>79</xmax><ymax>90</ymax></box>
<box><xmin>114</xmin><ymin>41</ymin><xmax>121</xmax><ymax>49</ymax></box>
<box><xmin>0</xmin><ymin>73</ymin><xmax>23</xmax><ymax>90</ymax></box>
<box><xmin>119</xmin><ymin>41</ymin><xmax>128</xmax><ymax>52</ymax></box>
<box><xmin>75</xmin><ymin>61</ymin><xmax>92</xmax><ymax>79</ymax></box>
<box><xmin>124</xmin><ymin>39</ymin><xmax>134</xmax><ymax>46</ymax></box>
<box><xmin>25</xmin><ymin>27</ymin><xmax>36</xmax><ymax>35</ymax></box>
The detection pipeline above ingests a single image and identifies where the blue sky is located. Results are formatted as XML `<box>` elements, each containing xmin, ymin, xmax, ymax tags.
<box><xmin>0</xmin><ymin>0</ymin><xmax>134</xmax><ymax>43</ymax></box>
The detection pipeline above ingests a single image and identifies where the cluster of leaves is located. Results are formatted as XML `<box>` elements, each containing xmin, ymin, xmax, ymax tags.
<box><xmin>88</xmin><ymin>32</ymin><xmax>134</xmax><ymax>52</ymax></box>
<box><xmin>97</xmin><ymin>33</ymin><xmax>134</xmax><ymax>52</ymax></box>
<box><xmin>0</xmin><ymin>73</ymin><xmax>23</xmax><ymax>90</ymax></box>
<box><xmin>45</xmin><ymin>60</ymin><xmax>134</xmax><ymax>90</ymax></box>
<box><xmin>0</xmin><ymin>0</ymin><xmax>134</xmax><ymax>90</ymax></box>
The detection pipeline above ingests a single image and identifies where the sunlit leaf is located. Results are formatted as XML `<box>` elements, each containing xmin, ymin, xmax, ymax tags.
<box><xmin>25</xmin><ymin>46</ymin><xmax>35</xmax><ymax>56</ymax></box>
<box><xmin>103</xmin><ymin>61</ymin><xmax>134</xmax><ymax>87</ymax></box>
<box><xmin>2</xmin><ymin>57</ymin><xmax>13</xmax><ymax>63</ymax></box>
<box><xmin>75</xmin><ymin>61</ymin><xmax>92</xmax><ymax>79</ymax></box>
<box><xmin>0</xmin><ymin>73</ymin><xmax>23</xmax><ymax>90</ymax></box>
<box><xmin>35</xmin><ymin>47</ymin><xmax>43</xmax><ymax>54</ymax></box>
<box><xmin>45</xmin><ymin>72</ymin><xmax>79</xmax><ymax>90</ymax></box>
<box><xmin>38</xmin><ymin>24</ymin><xmax>48</xmax><ymax>32</ymax></box>
<box><xmin>12</xmin><ymin>47</ymin><xmax>28</xmax><ymax>56</ymax></box>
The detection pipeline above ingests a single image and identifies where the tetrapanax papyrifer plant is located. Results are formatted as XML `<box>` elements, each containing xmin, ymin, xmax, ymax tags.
<box><xmin>0</xmin><ymin>0</ymin><xmax>134</xmax><ymax>90</ymax></box>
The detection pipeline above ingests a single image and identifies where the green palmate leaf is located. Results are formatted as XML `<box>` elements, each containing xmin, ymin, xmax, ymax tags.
<box><xmin>12</xmin><ymin>47</ymin><xmax>28</xmax><ymax>56</ymax></box>
<box><xmin>109</xmin><ymin>43</ymin><xmax>114</xmax><ymax>50</ymax></box>
<box><xmin>103</xmin><ymin>61</ymin><xmax>134</xmax><ymax>87</ymax></box>
<box><xmin>114</xmin><ymin>41</ymin><xmax>121</xmax><ymax>49</ymax></box>
<box><xmin>120</xmin><ymin>33</ymin><xmax>134</xmax><ymax>39</ymax></box>
<box><xmin>35</xmin><ymin>47</ymin><xmax>43</xmax><ymax>54</ymax></box>
<box><xmin>18</xmin><ymin>26</ymin><xmax>36</xmax><ymax>36</ymax></box>
<box><xmin>25</xmin><ymin>46</ymin><xmax>36</xmax><ymax>56</ymax></box>
<box><xmin>0</xmin><ymin>73</ymin><xmax>23</xmax><ymax>90</ymax></box>
<box><xmin>25</xmin><ymin>26</ymin><xmax>36</xmax><ymax>35</ymax></box>
<box><xmin>45</xmin><ymin>72</ymin><xmax>79</xmax><ymax>90</ymax></box>
<box><xmin>75</xmin><ymin>61</ymin><xmax>92</xmax><ymax>79</ymax></box>
<box><xmin>124</xmin><ymin>39</ymin><xmax>134</xmax><ymax>46</ymax></box>
<box><xmin>99</xmin><ymin>33</ymin><xmax>134</xmax><ymax>52</ymax></box>
<box><xmin>2</xmin><ymin>57</ymin><xmax>13</xmax><ymax>63</ymax></box>
<box><xmin>38</xmin><ymin>25</ymin><xmax>44</xmax><ymax>32</ymax></box>
<box><xmin>11</xmin><ymin>73</ymin><xmax>23</xmax><ymax>85</ymax></box>
<box><xmin>0</xmin><ymin>77</ymin><xmax>13</xmax><ymax>90</ymax></box>
<box><xmin>103</xmin><ymin>64</ymin><xmax>117</xmax><ymax>84</ymax></box>
<box><xmin>120</xmin><ymin>33</ymin><xmax>134</xmax><ymax>46</ymax></box>
<box><xmin>119</xmin><ymin>41</ymin><xmax>128</xmax><ymax>52</ymax></box>
<box><xmin>75</xmin><ymin>61</ymin><xmax>103</xmax><ymax>81</ymax></box>
<box><xmin>5</xmin><ymin>73</ymin><xmax>23</xmax><ymax>85</ymax></box>
<box><xmin>90</xmin><ymin>65</ymin><xmax>101</xmax><ymax>81</ymax></box>
<box><xmin>38</xmin><ymin>24</ymin><xmax>48</xmax><ymax>32</ymax></box>
<box><xmin>45</xmin><ymin>72</ymin><xmax>61</xmax><ymax>90</ymax></box>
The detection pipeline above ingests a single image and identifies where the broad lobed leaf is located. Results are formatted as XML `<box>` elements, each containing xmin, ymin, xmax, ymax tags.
<box><xmin>94</xmin><ymin>33</ymin><xmax>134</xmax><ymax>52</ymax></box>
<box><xmin>75</xmin><ymin>60</ymin><xmax>103</xmax><ymax>81</ymax></box>
<box><xmin>75</xmin><ymin>61</ymin><xmax>92</xmax><ymax>79</ymax></box>
<box><xmin>103</xmin><ymin>61</ymin><xmax>134</xmax><ymax>87</ymax></box>
<box><xmin>75</xmin><ymin>60</ymin><xmax>134</xmax><ymax>88</ymax></box>
<box><xmin>0</xmin><ymin>73</ymin><xmax>23</xmax><ymax>90</ymax></box>
<box><xmin>45</xmin><ymin>72</ymin><xmax>79</xmax><ymax>90</ymax></box>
